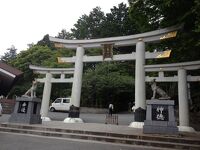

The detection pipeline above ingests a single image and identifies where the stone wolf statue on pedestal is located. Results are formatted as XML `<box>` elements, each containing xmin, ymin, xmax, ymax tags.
<box><xmin>150</xmin><ymin>79</ymin><xmax>170</xmax><ymax>100</ymax></box>
<box><xmin>24</xmin><ymin>79</ymin><xmax>37</xmax><ymax>98</ymax></box>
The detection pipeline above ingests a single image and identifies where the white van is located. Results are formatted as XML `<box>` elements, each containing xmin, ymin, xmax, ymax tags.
<box><xmin>49</xmin><ymin>98</ymin><xmax>71</xmax><ymax>112</ymax></box>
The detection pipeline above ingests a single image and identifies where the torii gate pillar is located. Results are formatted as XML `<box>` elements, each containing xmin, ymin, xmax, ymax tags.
<box><xmin>71</xmin><ymin>46</ymin><xmax>85</xmax><ymax>108</ymax></box>
<box><xmin>130</xmin><ymin>39</ymin><xmax>146</xmax><ymax>128</ymax></box>
<box><xmin>178</xmin><ymin>69</ymin><xmax>195</xmax><ymax>132</ymax></box>
<box><xmin>41</xmin><ymin>73</ymin><xmax>52</xmax><ymax>121</ymax></box>
<box><xmin>135</xmin><ymin>39</ymin><xmax>146</xmax><ymax>110</ymax></box>
<box><xmin>64</xmin><ymin>46</ymin><xmax>84</xmax><ymax>123</ymax></box>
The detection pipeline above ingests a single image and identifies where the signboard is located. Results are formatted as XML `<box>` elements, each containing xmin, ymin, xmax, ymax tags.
<box><xmin>18</xmin><ymin>101</ymin><xmax>29</xmax><ymax>113</ymax></box>
<box><xmin>160</xmin><ymin>31</ymin><xmax>177</xmax><ymax>40</ymax></box>
<box><xmin>156</xmin><ymin>50</ymin><xmax>171</xmax><ymax>58</ymax></box>
<box><xmin>152</xmin><ymin>104</ymin><xmax>168</xmax><ymax>121</ymax></box>
<box><xmin>102</xmin><ymin>44</ymin><xmax>113</xmax><ymax>60</ymax></box>
<box><xmin>54</xmin><ymin>43</ymin><xmax>64</xmax><ymax>48</ymax></box>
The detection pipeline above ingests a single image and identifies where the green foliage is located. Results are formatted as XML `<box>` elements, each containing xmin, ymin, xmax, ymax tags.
<box><xmin>71</xmin><ymin>3</ymin><xmax>138</xmax><ymax>39</ymax></box>
<box><xmin>193</xmin><ymin>0</ymin><xmax>200</xmax><ymax>46</ymax></box>
<box><xmin>56</xmin><ymin>29</ymin><xmax>74</xmax><ymax>39</ymax></box>
<box><xmin>82</xmin><ymin>62</ymin><xmax>134</xmax><ymax>111</ymax></box>
<box><xmin>71</xmin><ymin>7</ymin><xmax>105</xmax><ymax>39</ymax></box>
<box><xmin>128</xmin><ymin>0</ymin><xmax>196</xmax><ymax>31</ymax></box>
<box><xmin>102</xmin><ymin>3</ymin><xmax>138</xmax><ymax>37</ymax></box>
<box><xmin>128</xmin><ymin>0</ymin><xmax>160</xmax><ymax>32</ymax></box>
<box><xmin>128</xmin><ymin>0</ymin><xmax>200</xmax><ymax>63</ymax></box>
<box><xmin>8</xmin><ymin>45</ymin><xmax>74</xmax><ymax>98</ymax></box>
<box><xmin>1</xmin><ymin>45</ymin><xmax>17</xmax><ymax>63</ymax></box>
<box><xmin>37</xmin><ymin>34</ymin><xmax>55</xmax><ymax>50</ymax></box>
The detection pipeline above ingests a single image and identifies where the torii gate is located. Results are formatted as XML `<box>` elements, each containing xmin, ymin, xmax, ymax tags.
<box><xmin>29</xmin><ymin>65</ymin><xmax>74</xmax><ymax>121</ymax></box>
<box><xmin>49</xmin><ymin>25</ymin><xmax>182</xmax><ymax>125</ymax></box>
<box><xmin>145</xmin><ymin>60</ymin><xmax>200</xmax><ymax>132</ymax></box>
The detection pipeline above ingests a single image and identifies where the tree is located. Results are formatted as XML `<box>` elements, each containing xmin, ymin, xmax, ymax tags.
<box><xmin>71</xmin><ymin>3</ymin><xmax>138</xmax><ymax>39</ymax></box>
<box><xmin>101</xmin><ymin>3</ymin><xmax>138</xmax><ymax>37</ymax></box>
<box><xmin>8</xmin><ymin>45</ymin><xmax>73</xmax><ymax>99</ymax></box>
<box><xmin>128</xmin><ymin>0</ymin><xmax>200</xmax><ymax>62</ymax></box>
<box><xmin>56</xmin><ymin>29</ymin><xmax>74</xmax><ymax>39</ymax></box>
<box><xmin>37</xmin><ymin>34</ymin><xmax>55</xmax><ymax>50</ymax></box>
<box><xmin>82</xmin><ymin>62</ymin><xmax>134</xmax><ymax>111</ymax></box>
<box><xmin>128</xmin><ymin>0</ymin><xmax>163</xmax><ymax>32</ymax></box>
<box><xmin>71</xmin><ymin>7</ymin><xmax>106</xmax><ymax>39</ymax></box>
<box><xmin>87</xmin><ymin>7</ymin><xmax>106</xmax><ymax>38</ymax></box>
<box><xmin>1</xmin><ymin>45</ymin><xmax>17</xmax><ymax>62</ymax></box>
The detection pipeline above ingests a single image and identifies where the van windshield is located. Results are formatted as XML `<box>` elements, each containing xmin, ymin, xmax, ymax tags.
<box><xmin>54</xmin><ymin>98</ymin><xmax>61</xmax><ymax>103</ymax></box>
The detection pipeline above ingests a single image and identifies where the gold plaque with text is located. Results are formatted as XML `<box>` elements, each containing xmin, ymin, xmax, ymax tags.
<box><xmin>54</xmin><ymin>43</ymin><xmax>64</xmax><ymax>48</ymax></box>
<box><xmin>156</xmin><ymin>50</ymin><xmax>171</xmax><ymax>58</ymax></box>
<box><xmin>160</xmin><ymin>31</ymin><xmax>177</xmax><ymax>40</ymax></box>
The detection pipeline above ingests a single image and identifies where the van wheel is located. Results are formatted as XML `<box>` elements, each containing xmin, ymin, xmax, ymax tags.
<box><xmin>50</xmin><ymin>107</ymin><xmax>55</xmax><ymax>112</ymax></box>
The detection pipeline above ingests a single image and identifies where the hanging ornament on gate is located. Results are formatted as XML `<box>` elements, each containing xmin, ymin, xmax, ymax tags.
<box><xmin>102</xmin><ymin>44</ymin><xmax>113</xmax><ymax>60</ymax></box>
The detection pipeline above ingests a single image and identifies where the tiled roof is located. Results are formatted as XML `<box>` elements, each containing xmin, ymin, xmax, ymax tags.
<box><xmin>0</xmin><ymin>61</ymin><xmax>23</xmax><ymax>96</ymax></box>
<box><xmin>0</xmin><ymin>61</ymin><xmax>23</xmax><ymax>76</ymax></box>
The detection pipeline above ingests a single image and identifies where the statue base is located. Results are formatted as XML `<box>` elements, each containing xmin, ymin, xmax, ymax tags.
<box><xmin>178</xmin><ymin>126</ymin><xmax>195</xmax><ymax>132</ymax></box>
<box><xmin>9</xmin><ymin>97</ymin><xmax>42</xmax><ymax>124</ymax></box>
<box><xmin>63</xmin><ymin>117</ymin><xmax>83</xmax><ymax>123</ymax></box>
<box><xmin>134</xmin><ymin>107</ymin><xmax>146</xmax><ymax>122</ymax></box>
<box><xmin>41</xmin><ymin>117</ymin><xmax>51</xmax><ymax>121</ymax></box>
<box><xmin>143</xmin><ymin>100</ymin><xmax>178</xmax><ymax>134</ymax></box>
<box><xmin>129</xmin><ymin>122</ymin><xmax>144</xmax><ymax>128</ymax></box>
<box><xmin>68</xmin><ymin>105</ymin><xmax>80</xmax><ymax>118</ymax></box>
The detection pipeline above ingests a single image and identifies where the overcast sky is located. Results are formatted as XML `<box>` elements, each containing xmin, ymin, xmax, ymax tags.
<box><xmin>0</xmin><ymin>0</ymin><xmax>128</xmax><ymax>56</ymax></box>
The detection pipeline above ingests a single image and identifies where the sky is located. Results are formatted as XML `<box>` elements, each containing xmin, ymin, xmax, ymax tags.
<box><xmin>0</xmin><ymin>0</ymin><xmax>128</xmax><ymax>57</ymax></box>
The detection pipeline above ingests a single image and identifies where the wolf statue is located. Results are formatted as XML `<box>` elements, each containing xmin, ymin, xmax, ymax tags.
<box><xmin>150</xmin><ymin>79</ymin><xmax>170</xmax><ymax>100</ymax></box>
<box><xmin>24</xmin><ymin>79</ymin><xmax>37</xmax><ymax>98</ymax></box>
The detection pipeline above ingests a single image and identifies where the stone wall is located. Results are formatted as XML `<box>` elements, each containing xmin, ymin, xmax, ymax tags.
<box><xmin>80</xmin><ymin>107</ymin><xmax>108</xmax><ymax>113</ymax></box>
<box><xmin>0</xmin><ymin>99</ymin><xmax>15</xmax><ymax>114</ymax></box>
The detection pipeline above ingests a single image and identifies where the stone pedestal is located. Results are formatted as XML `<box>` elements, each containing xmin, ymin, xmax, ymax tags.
<box><xmin>143</xmin><ymin>100</ymin><xmax>178</xmax><ymax>134</ymax></box>
<box><xmin>63</xmin><ymin>105</ymin><xmax>83</xmax><ymax>123</ymax></box>
<box><xmin>134</xmin><ymin>107</ymin><xmax>146</xmax><ymax>122</ymax></box>
<box><xmin>9</xmin><ymin>96</ymin><xmax>42</xmax><ymax>124</ymax></box>
<box><xmin>68</xmin><ymin>105</ymin><xmax>80</xmax><ymax>118</ymax></box>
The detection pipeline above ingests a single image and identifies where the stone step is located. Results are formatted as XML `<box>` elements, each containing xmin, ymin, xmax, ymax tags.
<box><xmin>1</xmin><ymin>123</ymin><xmax>199</xmax><ymax>145</ymax></box>
<box><xmin>0</xmin><ymin>123</ymin><xmax>199</xmax><ymax>150</ymax></box>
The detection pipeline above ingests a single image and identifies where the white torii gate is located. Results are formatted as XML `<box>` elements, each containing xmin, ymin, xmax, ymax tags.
<box><xmin>49</xmin><ymin>25</ymin><xmax>182</xmax><ymax>126</ymax></box>
<box><xmin>29</xmin><ymin>65</ymin><xmax>74</xmax><ymax>121</ymax></box>
<box><xmin>145</xmin><ymin>60</ymin><xmax>200</xmax><ymax>132</ymax></box>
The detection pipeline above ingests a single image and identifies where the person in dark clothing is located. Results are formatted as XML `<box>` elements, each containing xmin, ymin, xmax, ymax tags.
<box><xmin>108</xmin><ymin>103</ymin><xmax>114</xmax><ymax>116</ymax></box>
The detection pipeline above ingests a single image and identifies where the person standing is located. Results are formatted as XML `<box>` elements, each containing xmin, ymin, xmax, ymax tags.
<box><xmin>108</xmin><ymin>103</ymin><xmax>114</xmax><ymax>116</ymax></box>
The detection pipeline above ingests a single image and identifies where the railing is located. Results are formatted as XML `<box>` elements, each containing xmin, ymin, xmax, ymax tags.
<box><xmin>105</xmin><ymin>114</ymin><xmax>118</xmax><ymax>125</ymax></box>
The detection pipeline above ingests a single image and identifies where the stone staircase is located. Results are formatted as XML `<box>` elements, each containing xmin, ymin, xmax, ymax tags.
<box><xmin>0</xmin><ymin>123</ymin><xmax>199</xmax><ymax>149</ymax></box>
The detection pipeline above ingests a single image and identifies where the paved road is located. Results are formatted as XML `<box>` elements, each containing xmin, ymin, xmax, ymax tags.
<box><xmin>0</xmin><ymin>132</ymin><xmax>158</xmax><ymax>150</ymax></box>
<box><xmin>0</xmin><ymin>112</ymin><xmax>134</xmax><ymax>125</ymax></box>
<box><xmin>47</xmin><ymin>112</ymin><xmax>134</xmax><ymax>125</ymax></box>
